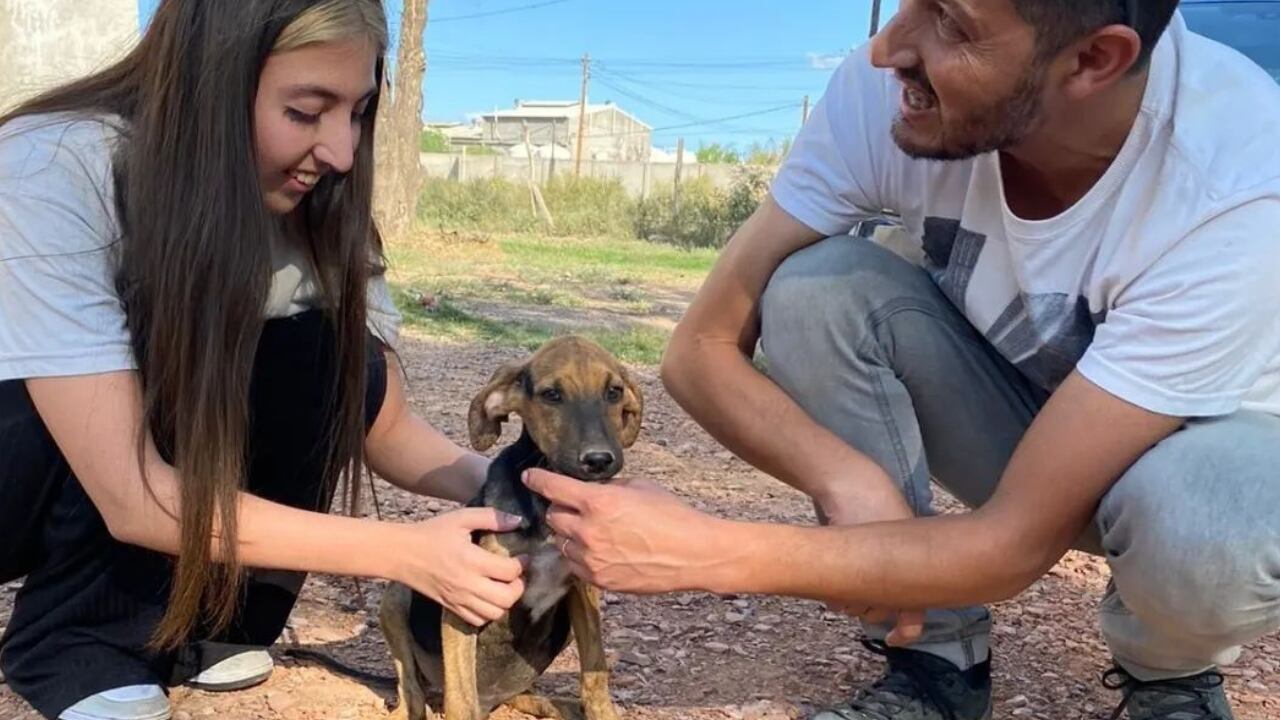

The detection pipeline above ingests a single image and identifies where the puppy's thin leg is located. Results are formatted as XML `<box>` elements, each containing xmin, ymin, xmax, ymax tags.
<box><xmin>568</xmin><ymin>580</ymin><xmax>621</xmax><ymax>720</ymax></box>
<box><xmin>503</xmin><ymin>694</ymin><xmax>584</xmax><ymax>720</ymax></box>
<box><xmin>379</xmin><ymin>583</ymin><xmax>437</xmax><ymax>720</ymax></box>
<box><xmin>442</xmin><ymin>610</ymin><xmax>483</xmax><ymax>720</ymax></box>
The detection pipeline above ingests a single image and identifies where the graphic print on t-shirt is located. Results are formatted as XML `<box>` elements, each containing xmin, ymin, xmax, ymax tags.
<box><xmin>921</xmin><ymin>216</ymin><xmax>1106</xmax><ymax>392</ymax></box>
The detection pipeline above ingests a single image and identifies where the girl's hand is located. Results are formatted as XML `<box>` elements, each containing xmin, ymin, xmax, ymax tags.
<box><xmin>394</xmin><ymin>508</ymin><xmax>527</xmax><ymax>626</ymax></box>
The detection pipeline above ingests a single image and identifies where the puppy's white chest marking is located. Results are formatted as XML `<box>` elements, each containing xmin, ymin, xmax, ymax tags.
<box><xmin>522</xmin><ymin>543</ymin><xmax>572</xmax><ymax>622</ymax></box>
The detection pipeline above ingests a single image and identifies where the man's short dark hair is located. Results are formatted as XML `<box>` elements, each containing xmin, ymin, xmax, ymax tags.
<box><xmin>1012</xmin><ymin>0</ymin><xmax>1181</xmax><ymax>69</ymax></box>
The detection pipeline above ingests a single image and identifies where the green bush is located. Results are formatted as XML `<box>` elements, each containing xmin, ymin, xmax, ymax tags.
<box><xmin>635</xmin><ymin>176</ymin><xmax>733</xmax><ymax>249</ymax></box>
<box><xmin>420</xmin><ymin>129</ymin><xmax>452</xmax><ymax>153</ymax></box>
<box><xmin>417</xmin><ymin>177</ymin><xmax>538</xmax><ymax>233</ymax></box>
<box><xmin>539</xmin><ymin>176</ymin><xmax>635</xmax><ymax>238</ymax></box>
<box><xmin>417</xmin><ymin>168</ymin><xmax>771</xmax><ymax>249</ymax></box>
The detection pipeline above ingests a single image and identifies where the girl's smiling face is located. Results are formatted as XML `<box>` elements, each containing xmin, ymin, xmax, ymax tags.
<box><xmin>253</xmin><ymin>37</ymin><xmax>378</xmax><ymax>215</ymax></box>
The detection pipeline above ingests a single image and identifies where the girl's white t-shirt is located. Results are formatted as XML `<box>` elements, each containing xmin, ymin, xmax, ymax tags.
<box><xmin>0</xmin><ymin>113</ymin><xmax>403</xmax><ymax>382</ymax></box>
<box><xmin>771</xmin><ymin>14</ymin><xmax>1280</xmax><ymax>418</ymax></box>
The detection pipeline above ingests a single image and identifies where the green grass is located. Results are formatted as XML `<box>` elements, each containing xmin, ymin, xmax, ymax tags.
<box><xmin>385</xmin><ymin>232</ymin><xmax>716</xmax><ymax>295</ymax></box>
<box><xmin>385</xmin><ymin>231</ymin><xmax>717</xmax><ymax>365</ymax></box>
<box><xmin>399</xmin><ymin>297</ymin><xmax>670</xmax><ymax>365</ymax></box>
<box><xmin>497</xmin><ymin>234</ymin><xmax>717</xmax><ymax>284</ymax></box>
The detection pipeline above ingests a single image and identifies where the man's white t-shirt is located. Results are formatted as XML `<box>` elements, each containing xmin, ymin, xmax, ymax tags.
<box><xmin>0</xmin><ymin>113</ymin><xmax>403</xmax><ymax>382</ymax></box>
<box><xmin>772</xmin><ymin>13</ymin><xmax>1280</xmax><ymax>418</ymax></box>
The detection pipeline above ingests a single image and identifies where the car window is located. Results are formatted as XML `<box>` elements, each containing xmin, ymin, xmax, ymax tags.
<box><xmin>1183</xmin><ymin>2</ymin><xmax>1280</xmax><ymax>83</ymax></box>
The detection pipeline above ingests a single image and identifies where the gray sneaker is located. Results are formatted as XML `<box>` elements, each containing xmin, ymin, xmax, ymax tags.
<box><xmin>1104</xmin><ymin>667</ymin><xmax>1236</xmax><ymax>720</ymax></box>
<box><xmin>812</xmin><ymin>640</ymin><xmax>993</xmax><ymax>720</ymax></box>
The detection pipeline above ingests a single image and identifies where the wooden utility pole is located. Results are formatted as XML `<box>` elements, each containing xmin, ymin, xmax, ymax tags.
<box><xmin>574</xmin><ymin>53</ymin><xmax>590</xmax><ymax>176</ymax></box>
<box><xmin>802</xmin><ymin>95</ymin><xmax>811</xmax><ymax>127</ymax></box>
<box><xmin>869</xmin><ymin>0</ymin><xmax>883</xmax><ymax>36</ymax></box>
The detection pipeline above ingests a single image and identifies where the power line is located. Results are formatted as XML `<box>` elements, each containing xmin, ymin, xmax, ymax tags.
<box><xmin>592</xmin><ymin>76</ymin><xmax>702</xmax><ymax>123</ymax></box>
<box><xmin>427</xmin><ymin>49</ymin><xmax>820</xmax><ymax>73</ymax></box>
<box><xmin>431</xmin><ymin>0</ymin><xmax>572</xmax><ymax>23</ymax></box>
<box><xmin>593</xmin><ymin>66</ymin><xmax>804</xmax><ymax>108</ymax></box>
<box><xmin>578</xmin><ymin>102</ymin><xmax>803</xmax><ymax>139</ymax></box>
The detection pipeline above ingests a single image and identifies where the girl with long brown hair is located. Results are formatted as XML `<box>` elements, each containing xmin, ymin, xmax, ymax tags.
<box><xmin>0</xmin><ymin>2</ymin><xmax>526</xmax><ymax>719</ymax></box>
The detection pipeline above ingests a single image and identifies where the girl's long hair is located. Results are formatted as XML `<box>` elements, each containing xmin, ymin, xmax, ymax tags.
<box><xmin>0</xmin><ymin>0</ymin><xmax>389</xmax><ymax>650</ymax></box>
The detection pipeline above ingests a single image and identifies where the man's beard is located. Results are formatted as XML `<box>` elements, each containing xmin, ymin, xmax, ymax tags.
<box><xmin>892</xmin><ymin>61</ymin><xmax>1048</xmax><ymax>161</ymax></box>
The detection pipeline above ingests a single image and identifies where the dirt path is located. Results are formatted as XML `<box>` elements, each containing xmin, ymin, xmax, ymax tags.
<box><xmin>3</xmin><ymin>334</ymin><xmax>1277</xmax><ymax>720</ymax></box>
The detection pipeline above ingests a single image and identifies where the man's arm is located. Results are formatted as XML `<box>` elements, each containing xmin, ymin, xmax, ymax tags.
<box><xmin>716</xmin><ymin>372</ymin><xmax>1182</xmax><ymax>607</ymax></box>
<box><xmin>364</xmin><ymin>351</ymin><xmax>489</xmax><ymax>504</ymax></box>
<box><xmin>531</xmin><ymin>371</ymin><xmax>1181</xmax><ymax>608</ymax></box>
<box><xmin>661</xmin><ymin>196</ymin><xmax>911</xmax><ymax>522</ymax></box>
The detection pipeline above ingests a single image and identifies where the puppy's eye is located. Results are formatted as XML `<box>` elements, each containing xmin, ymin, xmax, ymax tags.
<box><xmin>605</xmin><ymin>386</ymin><xmax>624</xmax><ymax>403</ymax></box>
<box><xmin>540</xmin><ymin>388</ymin><xmax>563</xmax><ymax>404</ymax></box>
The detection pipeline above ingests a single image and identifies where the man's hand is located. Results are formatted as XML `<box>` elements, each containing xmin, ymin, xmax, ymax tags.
<box><xmin>819</xmin><ymin>493</ymin><xmax>926</xmax><ymax>647</ymax></box>
<box><xmin>523</xmin><ymin>470</ymin><xmax>728</xmax><ymax>594</ymax></box>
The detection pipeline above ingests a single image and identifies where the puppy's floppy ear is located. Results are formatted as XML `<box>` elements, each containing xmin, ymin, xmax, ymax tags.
<box><xmin>618</xmin><ymin>366</ymin><xmax>645</xmax><ymax>448</ymax></box>
<box><xmin>468</xmin><ymin>361</ymin><xmax>527</xmax><ymax>451</ymax></box>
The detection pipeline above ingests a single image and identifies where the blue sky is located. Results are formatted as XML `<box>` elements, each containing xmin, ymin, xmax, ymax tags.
<box><xmin>139</xmin><ymin>0</ymin><xmax>899</xmax><ymax>150</ymax></box>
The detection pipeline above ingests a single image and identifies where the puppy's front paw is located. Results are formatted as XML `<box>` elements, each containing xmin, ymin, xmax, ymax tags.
<box><xmin>584</xmin><ymin>699</ymin><xmax>622</xmax><ymax>720</ymax></box>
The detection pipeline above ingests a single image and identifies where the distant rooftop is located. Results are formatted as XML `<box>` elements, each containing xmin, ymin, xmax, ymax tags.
<box><xmin>479</xmin><ymin>100</ymin><xmax>651</xmax><ymax>129</ymax></box>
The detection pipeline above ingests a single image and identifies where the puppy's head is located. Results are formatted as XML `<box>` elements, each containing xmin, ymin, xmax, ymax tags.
<box><xmin>468</xmin><ymin>336</ymin><xmax>644</xmax><ymax>481</ymax></box>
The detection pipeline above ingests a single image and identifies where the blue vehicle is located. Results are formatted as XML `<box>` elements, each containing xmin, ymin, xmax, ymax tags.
<box><xmin>1182</xmin><ymin>0</ymin><xmax>1280</xmax><ymax>83</ymax></box>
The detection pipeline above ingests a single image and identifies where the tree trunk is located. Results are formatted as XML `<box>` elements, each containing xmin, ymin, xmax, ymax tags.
<box><xmin>373</xmin><ymin>0</ymin><xmax>429</xmax><ymax>243</ymax></box>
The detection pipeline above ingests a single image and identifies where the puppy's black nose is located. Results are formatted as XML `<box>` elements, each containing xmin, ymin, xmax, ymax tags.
<box><xmin>580</xmin><ymin>450</ymin><xmax>616</xmax><ymax>475</ymax></box>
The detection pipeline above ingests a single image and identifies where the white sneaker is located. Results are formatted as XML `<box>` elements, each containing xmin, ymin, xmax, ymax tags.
<box><xmin>185</xmin><ymin>648</ymin><xmax>273</xmax><ymax>691</ymax></box>
<box><xmin>59</xmin><ymin>685</ymin><xmax>171</xmax><ymax>720</ymax></box>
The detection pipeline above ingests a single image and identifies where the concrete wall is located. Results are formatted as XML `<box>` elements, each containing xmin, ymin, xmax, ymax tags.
<box><xmin>1</xmin><ymin>0</ymin><xmax>139</xmax><ymax>113</ymax></box>
<box><xmin>421</xmin><ymin>152</ymin><xmax>757</xmax><ymax>199</ymax></box>
<box><xmin>481</xmin><ymin>107</ymin><xmax>652</xmax><ymax>162</ymax></box>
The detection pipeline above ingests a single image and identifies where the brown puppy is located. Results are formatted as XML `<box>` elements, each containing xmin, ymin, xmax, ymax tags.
<box><xmin>379</xmin><ymin>336</ymin><xmax>644</xmax><ymax>720</ymax></box>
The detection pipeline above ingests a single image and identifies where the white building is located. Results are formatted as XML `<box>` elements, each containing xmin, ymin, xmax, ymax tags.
<box><xmin>465</xmin><ymin>100</ymin><xmax>653</xmax><ymax>162</ymax></box>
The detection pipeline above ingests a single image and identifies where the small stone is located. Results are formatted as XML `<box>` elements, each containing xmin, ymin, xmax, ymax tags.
<box><xmin>199</xmin><ymin>709</ymin><xmax>216</xmax><ymax>718</ymax></box>
<box><xmin>724</xmin><ymin>612</ymin><xmax>746</xmax><ymax>623</ymax></box>
<box><xmin>1252</xmin><ymin>658</ymin><xmax>1276</xmax><ymax>674</ymax></box>
<box><xmin>620</xmin><ymin>650</ymin><xmax>653</xmax><ymax>667</ymax></box>
<box><xmin>742</xmin><ymin>699</ymin><xmax>790</xmax><ymax>720</ymax></box>
<box><xmin>753</xmin><ymin>624</ymin><xmax>773</xmax><ymax>632</ymax></box>
<box><xmin>705</xmin><ymin>641</ymin><xmax>730</xmax><ymax>653</ymax></box>
<box><xmin>732</xmin><ymin>599</ymin><xmax>751</xmax><ymax>609</ymax></box>
<box><xmin>1011</xmin><ymin>708</ymin><xmax>1034</xmax><ymax>717</ymax></box>
<box><xmin>172</xmin><ymin>713</ymin><xmax>192</xmax><ymax>720</ymax></box>
<box><xmin>1246</xmin><ymin>680</ymin><xmax>1269</xmax><ymax>693</ymax></box>
<box><xmin>337</xmin><ymin>709</ymin><xmax>358</xmax><ymax>720</ymax></box>
<box><xmin>1009</xmin><ymin>695</ymin><xmax>1029</xmax><ymax>708</ymax></box>
<box><xmin>267</xmin><ymin>693</ymin><xmax>297</xmax><ymax>713</ymax></box>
